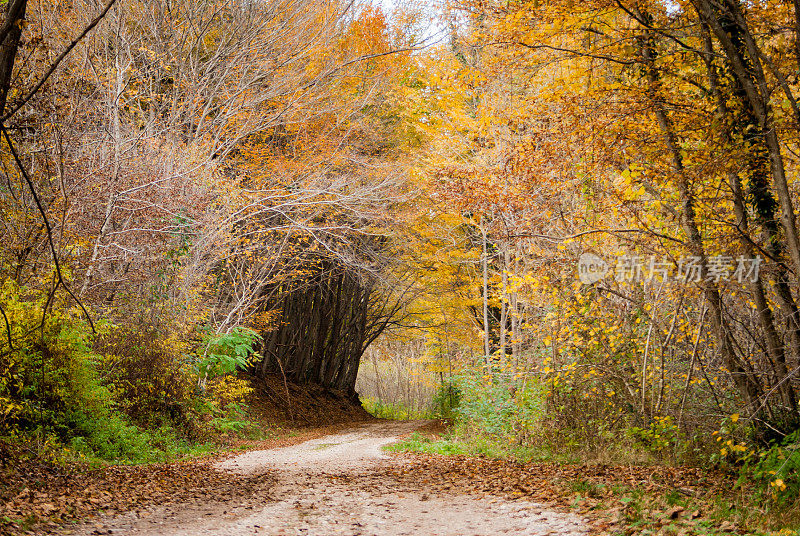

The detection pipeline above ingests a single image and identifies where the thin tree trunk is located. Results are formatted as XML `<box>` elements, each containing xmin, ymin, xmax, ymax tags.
<box><xmin>694</xmin><ymin>0</ymin><xmax>800</xmax><ymax>282</ymax></box>
<box><xmin>480</xmin><ymin>218</ymin><xmax>491</xmax><ymax>362</ymax></box>
<box><xmin>499</xmin><ymin>243</ymin><xmax>509</xmax><ymax>357</ymax></box>
<box><xmin>699</xmin><ymin>21</ymin><xmax>799</xmax><ymax>414</ymax></box>
<box><xmin>0</xmin><ymin>0</ymin><xmax>28</xmax><ymax>115</ymax></box>
<box><xmin>638</xmin><ymin>23</ymin><xmax>762</xmax><ymax>409</ymax></box>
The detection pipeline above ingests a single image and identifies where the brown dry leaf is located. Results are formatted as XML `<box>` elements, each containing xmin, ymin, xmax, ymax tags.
<box><xmin>667</xmin><ymin>506</ymin><xmax>685</xmax><ymax>519</ymax></box>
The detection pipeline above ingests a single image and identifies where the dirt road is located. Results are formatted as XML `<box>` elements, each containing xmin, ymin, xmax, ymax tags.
<box><xmin>65</xmin><ymin>421</ymin><xmax>588</xmax><ymax>536</ymax></box>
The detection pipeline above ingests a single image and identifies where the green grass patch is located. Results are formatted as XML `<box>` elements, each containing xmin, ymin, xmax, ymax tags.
<box><xmin>384</xmin><ymin>432</ymin><xmax>466</xmax><ymax>455</ymax></box>
<box><xmin>361</xmin><ymin>397</ymin><xmax>435</xmax><ymax>420</ymax></box>
<box><xmin>386</xmin><ymin>425</ymin><xmax>583</xmax><ymax>464</ymax></box>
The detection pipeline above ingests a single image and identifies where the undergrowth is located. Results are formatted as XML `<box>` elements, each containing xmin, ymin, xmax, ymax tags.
<box><xmin>0</xmin><ymin>283</ymin><xmax>270</xmax><ymax>466</ymax></box>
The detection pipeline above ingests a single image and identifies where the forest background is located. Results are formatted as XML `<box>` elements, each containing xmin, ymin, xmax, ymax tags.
<box><xmin>1</xmin><ymin>0</ymin><xmax>800</xmax><ymax>533</ymax></box>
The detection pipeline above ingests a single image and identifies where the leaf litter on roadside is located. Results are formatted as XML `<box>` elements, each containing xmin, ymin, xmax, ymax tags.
<box><xmin>0</xmin><ymin>455</ymin><xmax>275</xmax><ymax>535</ymax></box>
<box><xmin>365</xmin><ymin>453</ymin><xmax>750</xmax><ymax>536</ymax></box>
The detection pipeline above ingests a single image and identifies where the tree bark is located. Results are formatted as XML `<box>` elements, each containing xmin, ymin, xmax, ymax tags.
<box><xmin>638</xmin><ymin>23</ymin><xmax>763</xmax><ymax>409</ymax></box>
<box><xmin>699</xmin><ymin>25</ymin><xmax>798</xmax><ymax>414</ymax></box>
<box><xmin>0</xmin><ymin>0</ymin><xmax>28</xmax><ymax>115</ymax></box>
<box><xmin>480</xmin><ymin>218</ymin><xmax>491</xmax><ymax>361</ymax></box>
<box><xmin>694</xmin><ymin>0</ymin><xmax>800</xmax><ymax>284</ymax></box>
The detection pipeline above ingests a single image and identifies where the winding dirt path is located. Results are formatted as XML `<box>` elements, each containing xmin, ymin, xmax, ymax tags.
<box><xmin>66</xmin><ymin>421</ymin><xmax>589</xmax><ymax>536</ymax></box>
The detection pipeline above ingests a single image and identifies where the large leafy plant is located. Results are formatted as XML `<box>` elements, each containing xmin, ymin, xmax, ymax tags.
<box><xmin>197</xmin><ymin>327</ymin><xmax>261</xmax><ymax>381</ymax></box>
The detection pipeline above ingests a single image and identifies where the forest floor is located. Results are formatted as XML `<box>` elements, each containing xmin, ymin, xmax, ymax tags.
<box><xmin>2</xmin><ymin>372</ymin><xmax>764</xmax><ymax>536</ymax></box>
<box><xmin>46</xmin><ymin>420</ymin><xmax>590</xmax><ymax>536</ymax></box>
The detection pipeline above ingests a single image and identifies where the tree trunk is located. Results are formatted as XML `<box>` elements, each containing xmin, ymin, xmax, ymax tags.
<box><xmin>0</xmin><ymin>0</ymin><xmax>28</xmax><ymax>115</ymax></box>
<box><xmin>699</xmin><ymin>25</ymin><xmax>799</xmax><ymax>414</ymax></box>
<box><xmin>480</xmin><ymin>218</ymin><xmax>491</xmax><ymax>361</ymax></box>
<box><xmin>694</xmin><ymin>0</ymin><xmax>800</xmax><ymax>284</ymax></box>
<box><xmin>638</xmin><ymin>23</ymin><xmax>763</xmax><ymax>409</ymax></box>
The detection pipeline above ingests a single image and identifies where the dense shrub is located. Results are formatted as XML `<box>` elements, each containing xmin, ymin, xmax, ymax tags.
<box><xmin>431</xmin><ymin>380</ymin><xmax>461</xmax><ymax>418</ymax></box>
<box><xmin>93</xmin><ymin>323</ymin><xmax>194</xmax><ymax>426</ymax></box>
<box><xmin>0</xmin><ymin>283</ymin><xmax>164</xmax><ymax>461</ymax></box>
<box><xmin>449</xmin><ymin>364</ymin><xmax>546</xmax><ymax>445</ymax></box>
<box><xmin>0</xmin><ymin>282</ymin><xmax>268</xmax><ymax>462</ymax></box>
